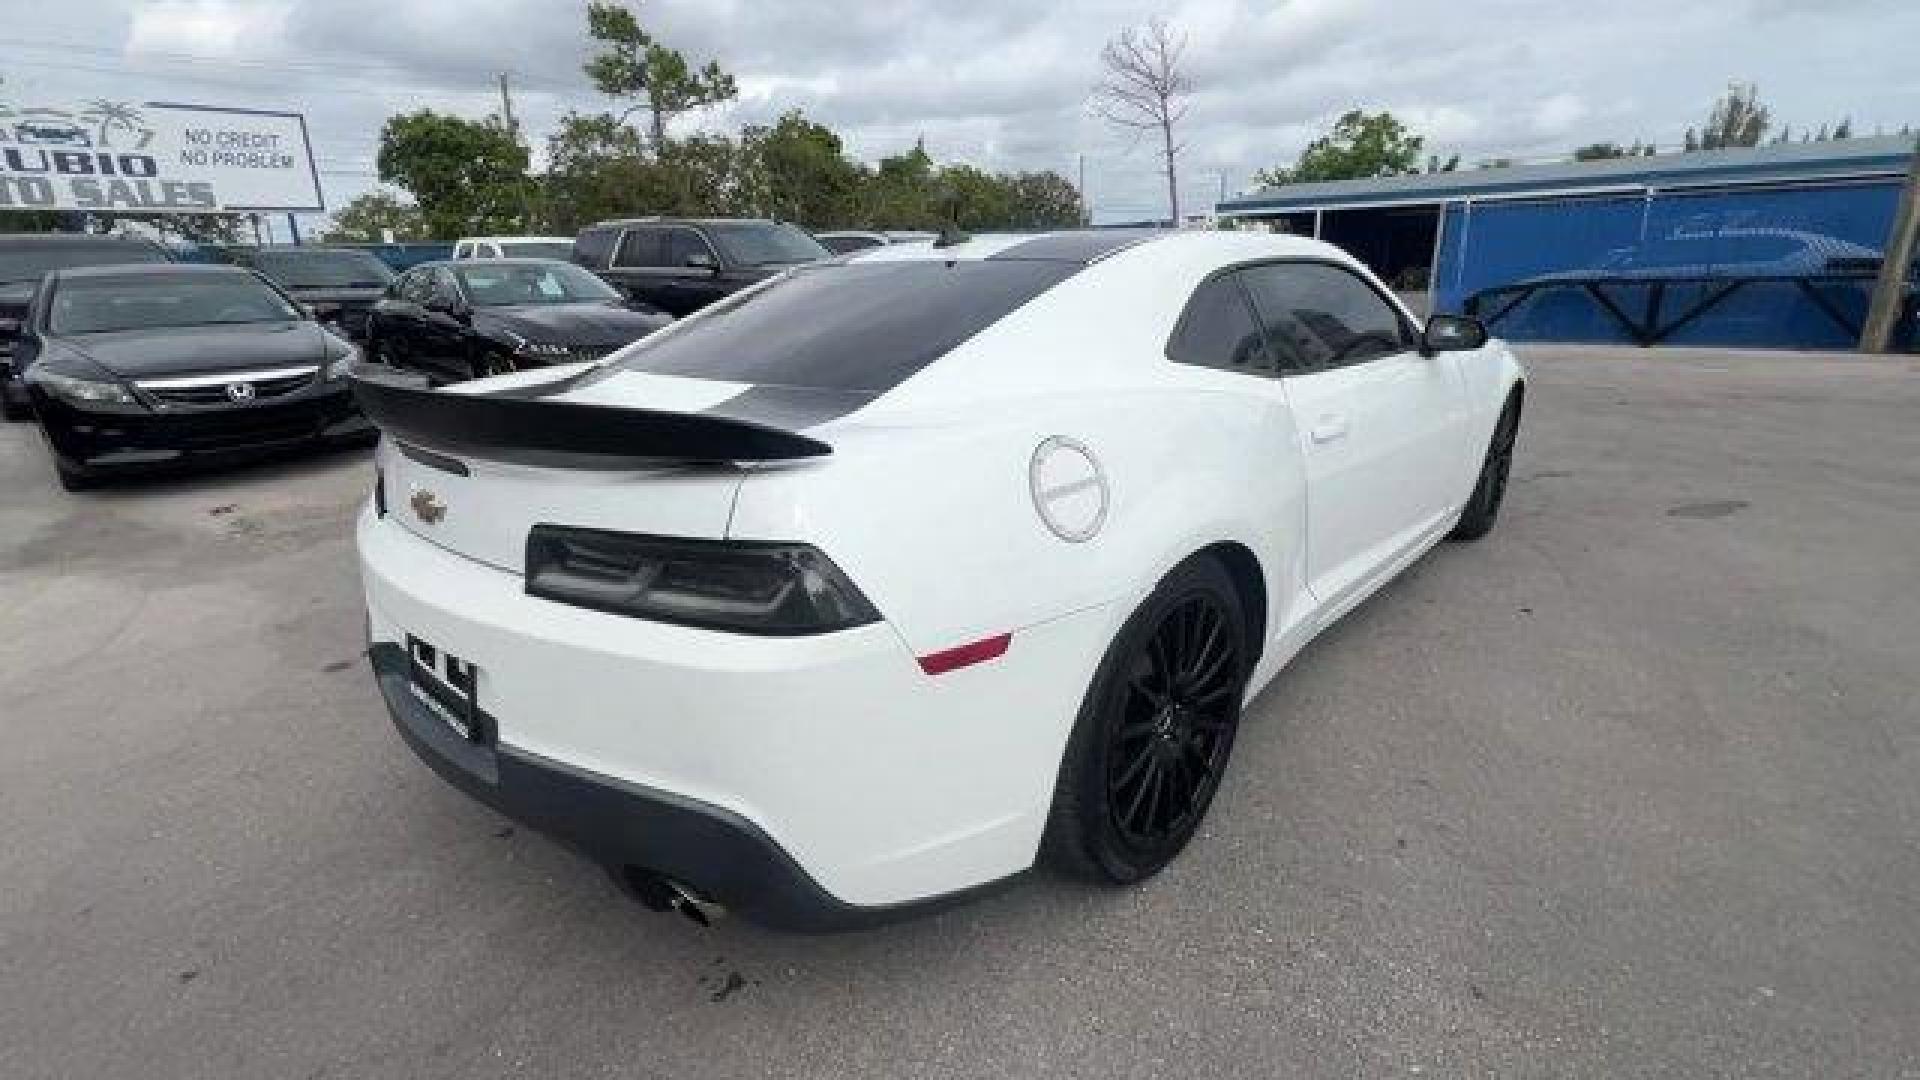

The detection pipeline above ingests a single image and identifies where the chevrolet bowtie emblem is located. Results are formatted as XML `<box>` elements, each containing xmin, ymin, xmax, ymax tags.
<box><xmin>410</xmin><ymin>488</ymin><xmax>447</xmax><ymax>525</ymax></box>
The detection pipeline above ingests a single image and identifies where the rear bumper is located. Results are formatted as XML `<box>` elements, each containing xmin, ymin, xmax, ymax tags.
<box><xmin>372</xmin><ymin>642</ymin><xmax>997</xmax><ymax>931</ymax></box>
<box><xmin>358</xmin><ymin>505</ymin><xmax>1122</xmax><ymax>923</ymax></box>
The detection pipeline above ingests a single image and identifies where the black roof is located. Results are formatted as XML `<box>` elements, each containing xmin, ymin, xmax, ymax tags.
<box><xmin>0</xmin><ymin>233</ymin><xmax>165</xmax><ymax>250</ymax></box>
<box><xmin>583</xmin><ymin>216</ymin><xmax>786</xmax><ymax>230</ymax></box>
<box><xmin>226</xmin><ymin>244</ymin><xmax>383</xmax><ymax>254</ymax></box>
<box><xmin>410</xmin><ymin>257</ymin><xmax>579</xmax><ymax>271</ymax></box>
<box><xmin>987</xmin><ymin>230</ymin><xmax>1173</xmax><ymax>263</ymax></box>
<box><xmin>52</xmin><ymin>262</ymin><xmax>251</xmax><ymax>280</ymax></box>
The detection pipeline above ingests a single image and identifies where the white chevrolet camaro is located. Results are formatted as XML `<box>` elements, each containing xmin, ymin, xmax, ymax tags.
<box><xmin>353</xmin><ymin>229</ymin><xmax>1524</xmax><ymax>930</ymax></box>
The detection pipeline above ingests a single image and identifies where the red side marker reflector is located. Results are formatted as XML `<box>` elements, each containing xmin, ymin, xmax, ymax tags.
<box><xmin>917</xmin><ymin>633</ymin><xmax>1011</xmax><ymax>676</ymax></box>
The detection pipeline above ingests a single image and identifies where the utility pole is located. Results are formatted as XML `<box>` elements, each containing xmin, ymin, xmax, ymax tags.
<box><xmin>1860</xmin><ymin>136</ymin><xmax>1920</xmax><ymax>353</ymax></box>
<box><xmin>497</xmin><ymin>72</ymin><xmax>520</xmax><ymax>141</ymax></box>
<box><xmin>1077</xmin><ymin>154</ymin><xmax>1087</xmax><ymax>225</ymax></box>
<box><xmin>498</xmin><ymin>71</ymin><xmax>535</xmax><ymax>230</ymax></box>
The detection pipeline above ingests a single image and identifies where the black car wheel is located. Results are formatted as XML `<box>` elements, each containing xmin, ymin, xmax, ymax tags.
<box><xmin>0</xmin><ymin>384</ymin><xmax>30</xmax><ymax>423</ymax></box>
<box><xmin>1045</xmin><ymin>554</ymin><xmax>1248</xmax><ymax>883</ymax></box>
<box><xmin>1447</xmin><ymin>394</ymin><xmax>1521</xmax><ymax>543</ymax></box>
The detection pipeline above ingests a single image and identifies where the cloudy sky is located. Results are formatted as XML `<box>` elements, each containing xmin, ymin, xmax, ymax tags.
<box><xmin>2</xmin><ymin>0</ymin><xmax>1917</xmax><ymax>230</ymax></box>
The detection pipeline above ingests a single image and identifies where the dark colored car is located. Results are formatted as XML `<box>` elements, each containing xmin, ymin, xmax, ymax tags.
<box><xmin>364</xmin><ymin>259</ymin><xmax>671</xmax><ymax>385</ymax></box>
<box><xmin>0</xmin><ymin>233</ymin><xmax>171</xmax><ymax>421</ymax></box>
<box><xmin>571</xmin><ymin>217</ymin><xmax>829</xmax><ymax>317</ymax></box>
<box><xmin>218</xmin><ymin>245</ymin><xmax>396</xmax><ymax>341</ymax></box>
<box><xmin>14</xmin><ymin>263</ymin><xmax>369</xmax><ymax>490</ymax></box>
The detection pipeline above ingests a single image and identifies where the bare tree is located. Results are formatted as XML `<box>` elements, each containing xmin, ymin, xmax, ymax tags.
<box><xmin>1092</xmin><ymin>18</ymin><xmax>1192</xmax><ymax>224</ymax></box>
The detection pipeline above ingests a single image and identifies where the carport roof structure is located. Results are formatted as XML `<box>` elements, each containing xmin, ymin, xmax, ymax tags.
<box><xmin>1218</xmin><ymin>135</ymin><xmax>1917</xmax><ymax>215</ymax></box>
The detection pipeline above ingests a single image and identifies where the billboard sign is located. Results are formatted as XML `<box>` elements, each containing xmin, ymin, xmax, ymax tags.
<box><xmin>0</xmin><ymin>100</ymin><xmax>323</xmax><ymax>214</ymax></box>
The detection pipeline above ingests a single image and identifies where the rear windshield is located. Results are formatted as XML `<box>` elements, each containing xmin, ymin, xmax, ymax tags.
<box><xmin>247</xmin><ymin>249</ymin><xmax>394</xmax><ymax>289</ymax></box>
<box><xmin>0</xmin><ymin>241</ymin><xmax>168</xmax><ymax>286</ymax></box>
<box><xmin>452</xmin><ymin>262</ymin><xmax>619</xmax><ymax>306</ymax></box>
<box><xmin>499</xmin><ymin>241</ymin><xmax>574</xmax><ymax>260</ymax></box>
<box><xmin>607</xmin><ymin>260</ymin><xmax>1078</xmax><ymax>395</ymax></box>
<box><xmin>705</xmin><ymin>221</ymin><xmax>830</xmax><ymax>267</ymax></box>
<box><xmin>51</xmin><ymin>273</ymin><xmax>299</xmax><ymax>334</ymax></box>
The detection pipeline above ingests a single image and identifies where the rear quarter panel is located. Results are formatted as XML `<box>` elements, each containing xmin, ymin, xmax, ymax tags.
<box><xmin>726</xmin><ymin>386</ymin><xmax>1309</xmax><ymax>672</ymax></box>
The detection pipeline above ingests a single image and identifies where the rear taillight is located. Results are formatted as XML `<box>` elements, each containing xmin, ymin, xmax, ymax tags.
<box><xmin>525</xmin><ymin>524</ymin><xmax>880</xmax><ymax>636</ymax></box>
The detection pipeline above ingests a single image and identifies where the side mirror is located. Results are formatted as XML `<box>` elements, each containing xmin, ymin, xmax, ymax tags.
<box><xmin>685</xmin><ymin>250</ymin><xmax>718</xmax><ymax>274</ymax></box>
<box><xmin>1422</xmin><ymin>314</ymin><xmax>1488</xmax><ymax>355</ymax></box>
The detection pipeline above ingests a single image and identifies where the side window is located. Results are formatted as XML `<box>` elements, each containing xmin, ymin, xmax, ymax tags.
<box><xmin>452</xmin><ymin>242</ymin><xmax>471</xmax><ymax>260</ymax></box>
<box><xmin>1239</xmin><ymin>262</ymin><xmax>1414</xmax><ymax>370</ymax></box>
<box><xmin>1165</xmin><ymin>273</ymin><xmax>1279</xmax><ymax>376</ymax></box>
<box><xmin>482</xmin><ymin>243</ymin><xmax>502</xmax><ymax>259</ymax></box>
<box><xmin>663</xmin><ymin>228</ymin><xmax>715</xmax><ymax>268</ymax></box>
<box><xmin>574</xmin><ymin>227</ymin><xmax>616</xmax><ymax>267</ymax></box>
<box><xmin>614</xmin><ymin>228</ymin><xmax>667</xmax><ymax>269</ymax></box>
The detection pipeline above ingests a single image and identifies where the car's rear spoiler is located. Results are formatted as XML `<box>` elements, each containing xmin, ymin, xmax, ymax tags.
<box><xmin>350</xmin><ymin>369</ymin><xmax>832</xmax><ymax>468</ymax></box>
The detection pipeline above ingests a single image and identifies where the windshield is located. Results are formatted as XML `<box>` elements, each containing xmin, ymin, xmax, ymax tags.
<box><xmin>248</xmin><ymin>249</ymin><xmax>394</xmax><ymax>289</ymax></box>
<box><xmin>452</xmin><ymin>262</ymin><xmax>620</xmax><ymax>306</ymax></box>
<box><xmin>608</xmin><ymin>260</ymin><xmax>1077</xmax><ymax>395</ymax></box>
<box><xmin>50</xmin><ymin>273</ymin><xmax>301</xmax><ymax>334</ymax></box>
<box><xmin>499</xmin><ymin>241</ymin><xmax>575</xmax><ymax>260</ymax></box>
<box><xmin>706</xmin><ymin>221</ymin><xmax>830</xmax><ymax>267</ymax></box>
<box><xmin>0</xmin><ymin>242</ymin><xmax>168</xmax><ymax>285</ymax></box>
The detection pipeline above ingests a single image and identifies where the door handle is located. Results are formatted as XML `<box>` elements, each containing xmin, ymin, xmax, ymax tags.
<box><xmin>1310</xmin><ymin>414</ymin><xmax>1349</xmax><ymax>444</ymax></box>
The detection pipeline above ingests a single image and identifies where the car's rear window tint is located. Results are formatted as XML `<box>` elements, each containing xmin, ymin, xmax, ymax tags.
<box><xmin>607</xmin><ymin>260</ymin><xmax>1079</xmax><ymax>395</ymax></box>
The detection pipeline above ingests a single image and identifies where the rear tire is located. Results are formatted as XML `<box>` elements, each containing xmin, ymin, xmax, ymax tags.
<box><xmin>0</xmin><ymin>387</ymin><xmax>28</xmax><ymax>423</ymax></box>
<box><xmin>1044</xmin><ymin>554</ymin><xmax>1249</xmax><ymax>884</ymax></box>
<box><xmin>1447</xmin><ymin>395</ymin><xmax>1521</xmax><ymax>543</ymax></box>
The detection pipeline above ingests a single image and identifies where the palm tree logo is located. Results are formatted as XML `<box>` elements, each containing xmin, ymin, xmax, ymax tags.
<box><xmin>78</xmin><ymin>101</ymin><xmax>154</xmax><ymax>150</ymax></box>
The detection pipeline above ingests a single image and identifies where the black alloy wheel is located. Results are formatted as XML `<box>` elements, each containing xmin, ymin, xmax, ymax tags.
<box><xmin>1448</xmin><ymin>396</ymin><xmax>1520</xmax><ymax>542</ymax></box>
<box><xmin>1046</xmin><ymin>555</ymin><xmax>1249</xmax><ymax>883</ymax></box>
<box><xmin>1106</xmin><ymin>594</ymin><xmax>1241</xmax><ymax>849</ymax></box>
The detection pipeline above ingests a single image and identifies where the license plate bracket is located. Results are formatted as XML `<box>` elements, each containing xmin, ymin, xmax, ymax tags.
<box><xmin>406</xmin><ymin>634</ymin><xmax>492</xmax><ymax>745</ymax></box>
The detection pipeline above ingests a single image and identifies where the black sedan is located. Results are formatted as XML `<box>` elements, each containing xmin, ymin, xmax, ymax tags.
<box><xmin>365</xmin><ymin>260</ymin><xmax>670</xmax><ymax>385</ymax></box>
<box><xmin>219</xmin><ymin>245</ymin><xmax>395</xmax><ymax>341</ymax></box>
<box><xmin>15</xmin><ymin>264</ymin><xmax>370</xmax><ymax>490</ymax></box>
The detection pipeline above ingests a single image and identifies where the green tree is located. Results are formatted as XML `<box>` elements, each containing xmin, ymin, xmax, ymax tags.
<box><xmin>1696</xmin><ymin>82</ymin><xmax>1770</xmax><ymax>151</ymax></box>
<box><xmin>322</xmin><ymin>188</ymin><xmax>428</xmax><ymax>242</ymax></box>
<box><xmin>542</xmin><ymin>110</ymin><xmax>658</xmax><ymax>232</ymax></box>
<box><xmin>376</xmin><ymin>110</ymin><xmax>530</xmax><ymax>239</ymax></box>
<box><xmin>742</xmin><ymin>110</ymin><xmax>867</xmax><ymax>227</ymax></box>
<box><xmin>932</xmin><ymin>164</ymin><xmax>1014</xmax><ymax>230</ymax></box>
<box><xmin>1256</xmin><ymin>110</ymin><xmax>1424</xmax><ymax>187</ymax></box>
<box><xmin>583</xmin><ymin>1</ymin><xmax>737</xmax><ymax>148</ymax></box>
<box><xmin>1004</xmin><ymin>171</ymin><xmax>1087</xmax><ymax>228</ymax></box>
<box><xmin>862</xmin><ymin>139</ymin><xmax>939</xmax><ymax>227</ymax></box>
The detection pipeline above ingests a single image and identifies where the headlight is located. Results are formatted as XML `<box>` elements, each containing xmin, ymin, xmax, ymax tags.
<box><xmin>35</xmin><ymin>369</ymin><xmax>143</xmax><ymax>412</ymax></box>
<box><xmin>525</xmin><ymin>525</ymin><xmax>880</xmax><ymax>636</ymax></box>
<box><xmin>322</xmin><ymin>343</ymin><xmax>362</xmax><ymax>381</ymax></box>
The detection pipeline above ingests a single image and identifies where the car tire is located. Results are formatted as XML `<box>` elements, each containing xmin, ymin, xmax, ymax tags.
<box><xmin>1447</xmin><ymin>394</ymin><xmax>1521</xmax><ymax>543</ymax></box>
<box><xmin>1044</xmin><ymin>553</ymin><xmax>1250</xmax><ymax>884</ymax></box>
<box><xmin>0</xmin><ymin>386</ymin><xmax>29</xmax><ymax>423</ymax></box>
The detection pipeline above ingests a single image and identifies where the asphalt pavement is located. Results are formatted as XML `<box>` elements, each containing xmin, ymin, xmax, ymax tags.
<box><xmin>2</xmin><ymin>345</ymin><xmax>1917</xmax><ymax>1078</ymax></box>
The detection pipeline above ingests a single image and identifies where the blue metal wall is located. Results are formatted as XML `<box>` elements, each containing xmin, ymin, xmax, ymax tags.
<box><xmin>1433</xmin><ymin>181</ymin><xmax>1905</xmax><ymax>349</ymax></box>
